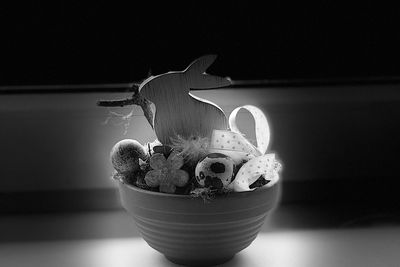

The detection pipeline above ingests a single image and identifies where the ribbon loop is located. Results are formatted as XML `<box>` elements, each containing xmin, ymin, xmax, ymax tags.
<box><xmin>209</xmin><ymin>105</ymin><xmax>281</xmax><ymax>192</ymax></box>
<box><xmin>228</xmin><ymin>105</ymin><xmax>270</xmax><ymax>155</ymax></box>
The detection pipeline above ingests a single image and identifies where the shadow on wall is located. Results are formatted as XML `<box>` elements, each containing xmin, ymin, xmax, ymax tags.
<box><xmin>1</xmin><ymin>85</ymin><xmax>400</xmax><ymax>192</ymax></box>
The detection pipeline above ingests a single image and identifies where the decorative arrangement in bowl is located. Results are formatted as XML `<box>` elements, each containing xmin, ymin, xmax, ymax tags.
<box><xmin>98</xmin><ymin>55</ymin><xmax>282</xmax><ymax>267</ymax></box>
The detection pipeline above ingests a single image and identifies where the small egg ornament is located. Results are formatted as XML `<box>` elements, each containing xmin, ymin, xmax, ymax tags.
<box><xmin>110</xmin><ymin>139</ymin><xmax>147</xmax><ymax>174</ymax></box>
<box><xmin>195</xmin><ymin>153</ymin><xmax>235</xmax><ymax>190</ymax></box>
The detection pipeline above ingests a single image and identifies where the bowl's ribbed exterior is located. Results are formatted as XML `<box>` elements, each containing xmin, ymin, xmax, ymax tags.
<box><xmin>119</xmin><ymin>183</ymin><xmax>280</xmax><ymax>267</ymax></box>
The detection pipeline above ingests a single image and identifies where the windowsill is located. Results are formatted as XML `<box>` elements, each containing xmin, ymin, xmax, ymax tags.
<box><xmin>1</xmin><ymin>203</ymin><xmax>399</xmax><ymax>267</ymax></box>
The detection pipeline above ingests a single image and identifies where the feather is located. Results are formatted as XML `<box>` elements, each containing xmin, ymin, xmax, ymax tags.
<box><xmin>170</xmin><ymin>135</ymin><xmax>210</xmax><ymax>165</ymax></box>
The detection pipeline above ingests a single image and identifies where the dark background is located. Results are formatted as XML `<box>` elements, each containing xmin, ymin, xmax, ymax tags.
<box><xmin>1</xmin><ymin>2</ymin><xmax>400</xmax><ymax>85</ymax></box>
<box><xmin>1</xmin><ymin>2</ymin><xmax>400</xmax><ymax>217</ymax></box>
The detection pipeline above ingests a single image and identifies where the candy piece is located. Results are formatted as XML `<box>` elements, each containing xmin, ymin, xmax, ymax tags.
<box><xmin>143</xmin><ymin>139</ymin><xmax>162</xmax><ymax>156</ymax></box>
<box><xmin>144</xmin><ymin>150</ymin><xmax>189</xmax><ymax>194</ymax></box>
<box><xmin>110</xmin><ymin>139</ymin><xmax>147</xmax><ymax>174</ymax></box>
<box><xmin>195</xmin><ymin>153</ymin><xmax>235</xmax><ymax>189</ymax></box>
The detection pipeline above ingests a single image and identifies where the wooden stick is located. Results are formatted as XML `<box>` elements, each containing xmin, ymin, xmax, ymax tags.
<box><xmin>97</xmin><ymin>83</ymin><xmax>140</xmax><ymax>107</ymax></box>
<box><xmin>97</xmin><ymin>97</ymin><xmax>136</xmax><ymax>107</ymax></box>
<box><xmin>97</xmin><ymin>91</ymin><xmax>155</xmax><ymax>129</ymax></box>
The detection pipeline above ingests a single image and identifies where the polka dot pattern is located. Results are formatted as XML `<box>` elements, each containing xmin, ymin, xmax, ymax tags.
<box><xmin>231</xmin><ymin>154</ymin><xmax>282</xmax><ymax>192</ymax></box>
<box><xmin>208</xmin><ymin>105</ymin><xmax>281</xmax><ymax>192</ymax></box>
<box><xmin>228</xmin><ymin>105</ymin><xmax>270</xmax><ymax>154</ymax></box>
<box><xmin>210</xmin><ymin>130</ymin><xmax>260</xmax><ymax>157</ymax></box>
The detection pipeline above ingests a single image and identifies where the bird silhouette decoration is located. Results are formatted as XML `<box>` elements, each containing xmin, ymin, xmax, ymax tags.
<box><xmin>138</xmin><ymin>55</ymin><xmax>231</xmax><ymax>145</ymax></box>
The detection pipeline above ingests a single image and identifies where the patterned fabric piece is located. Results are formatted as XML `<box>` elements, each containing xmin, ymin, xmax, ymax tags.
<box><xmin>209</xmin><ymin>105</ymin><xmax>281</xmax><ymax>192</ymax></box>
<box><xmin>230</xmin><ymin>153</ymin><xmax>282</xmax><ymax>192</ymax></box>
<box><xmin>228</xmin><ymin>105</ymin><xmax>270</xmax><ymax>154</ymax></box>
<box><xmin>209</xmin><ymin>130</ymin><xmax>260</xmax><ymax>164</ymax></box>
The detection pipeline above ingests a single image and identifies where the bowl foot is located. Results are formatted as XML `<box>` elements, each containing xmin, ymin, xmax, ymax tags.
<box><xmin>165</xmin><ymin>254</ymin><xmax>234</xmax><ymax>267</ymax></box>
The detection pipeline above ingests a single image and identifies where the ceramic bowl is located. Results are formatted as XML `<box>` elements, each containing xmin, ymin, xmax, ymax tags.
<box><xmin>118</xmin><ymin>182</ymin><xmax>281</xmax><ymax>267</ymax></box>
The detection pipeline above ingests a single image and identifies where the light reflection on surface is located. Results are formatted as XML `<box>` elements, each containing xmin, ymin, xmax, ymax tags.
<box><xmin>242</xmin><ymin>228</ymin><xmax>400</xmax><ymax>267</ymax></box>
<box><xmin>1</xmin><ymin>227</ymin><xmax>399</xmax><ymax>267</ymax></box>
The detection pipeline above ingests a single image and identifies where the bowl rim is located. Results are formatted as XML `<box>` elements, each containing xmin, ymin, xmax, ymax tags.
<box><xmin>118</xmin><ymin>180</ymin><xmax>279</xmax><ymax>199</ymax></box>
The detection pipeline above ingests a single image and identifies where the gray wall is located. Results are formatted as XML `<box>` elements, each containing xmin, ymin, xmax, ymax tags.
<box><xmin>2</xmin><ymin>86</ymin><xmax>400</xmax><ymax>192</ymax></box>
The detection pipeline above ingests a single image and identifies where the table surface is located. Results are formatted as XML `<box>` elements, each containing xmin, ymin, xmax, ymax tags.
<box><xmin>1</xmin><ymin>205</ymin><xmax>399</xmax><ymax>267</ymax></box>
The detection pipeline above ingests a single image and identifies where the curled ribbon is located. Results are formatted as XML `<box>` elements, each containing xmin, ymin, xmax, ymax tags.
<box><xmin>209</xmin><ymin>105</ymin><xmax>281</xmax><ymax>192</ymax></box>
<box><xmin>229</xmin><ymin>105</ymin><xmax>270</xmax><ymax>155</ymax></box>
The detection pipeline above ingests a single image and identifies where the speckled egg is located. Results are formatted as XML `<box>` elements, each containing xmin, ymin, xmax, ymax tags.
<box><xmin>110</xmin><ymin>139</ymin><xmax>147</xmax><ymax>174</ymax></box>
<box><xmin>195</xmin><ymin>153</ymin><xmax>235</xmax><ymax>189</ymax></box>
